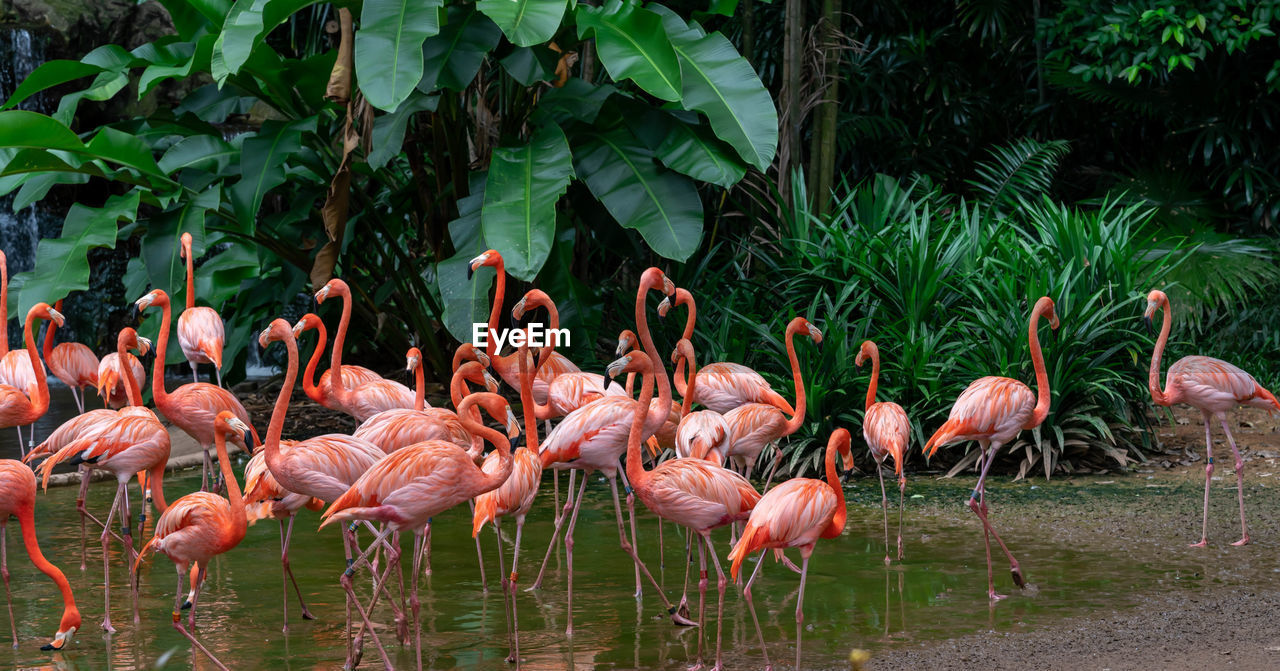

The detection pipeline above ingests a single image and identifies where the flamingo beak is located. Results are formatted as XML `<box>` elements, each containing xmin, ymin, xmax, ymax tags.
<box><xmin>657</xmin><ymin>296</ymin><xmax>671</xmax><ymax>317</ymax></box>
<box><xmin>1143</xmin><ymin>315</ymin><xmax>1152</xmax><ymax>333</ymax></box>
<box><xmin>137</xmin><ymin>336</ymin><xmax>152</xmax><ymax>356</ymax></box>
<box><xmin>483</xmin><ymin>371</ymin><xmax>499</xmax><ymax>393</ymax></box>
<box><xmin>314</xmin><ymin>285</ymin><xmax>330</xmax><ymax>303</ymax></box>
<box><xmin>47</xmin><ymin>307</ymin><xmax>65</xmax><ymax>326</ymax></box>
<box><xmin>615</xmin><ymin>338</ymin><xmax>630</xmax><ymax>358</ymax></box>
<box><xmin>405</xmin><ymin>355</ymin><xmax>419</xmax><ymax>372</ymax></box>
<box><xmin>135</xmin><ymin>293</ymin><xmax>154</xmax><ymax>311</ymax></box>
<box><xmin>292</xmin><ymin>320</ymin><xmax>306</xmax><ymax>337</ymax></box>
<box><xmin>505</xmin><ymin>408</ymin><xmax>521</xmax><ymax>438</ymax></box>
<box><xmin>476</xmin><ymin>350</ymin><xmax>491</xmax><ymax>368</ymax></box>
<box><xmin>467</xmin><ymin>253</ymin><xmax>488</xmax><ymax>279</ymax></box>
<box><xmin>258</xmin><ymin>328</ymin><xmax>272</xmax><ymax>348</ymax></box>
<box><xmin>606</xmin><ymin>355</ymin><xmax>630</xmax><ymax>379</ymax></box>
<box><xmin>662</xmin><ymin>277</ymin><xmax>675</xmax><ymax>295</ymax></box>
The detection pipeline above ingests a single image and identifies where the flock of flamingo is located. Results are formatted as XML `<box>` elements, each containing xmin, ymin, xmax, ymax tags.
<box><xmin>0</xmin><ymin>237</ymin><xmax>1276</xmax><ymax>670</ymax></box>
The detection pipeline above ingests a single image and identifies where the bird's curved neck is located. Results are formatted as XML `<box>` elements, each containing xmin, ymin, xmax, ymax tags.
<box><xmin>18</xmin><ymin>506</ymin><xmax>78</xmax><ymax>628</ymax></box>
<box><xmin>329</xmin><ymin>288</ymin><xmax>352</xmax><ymax>404</ymax></box>
<box><xmin>672</xmin><ymin>297</ymin><xmax>696</xmax><ymax>398</ymax></box>
<box><xmin>681</xmin><ymin>348</ymin><xmax>698</xmax><ymax>416</ymax></box>
<box><xmin>23</xmin><ymin>311</ymin><xmax>49</xmax><ymax>416</ymax></box>
<box><xmin>0</xmin><ymin>256</ymin><xmax>8</xmax><ymax>355</ymax></box>
<box><xmin>864</xmin><ymin>347</ymin><xmax>880</xmax><ymax>412</ymax></box>
<box><xmin>625</xmin><ymin>362</ymin><xmax>655</xmax><ymax>493</ymax></box>
<box><xmin>822</xmin><ymin>440</ymin><xmax>847</xmax><ymax>538</ymax></box>
<box><xmin>120</xmin><ymin>338</ymin><xmax>142</xmax><ymax>407</ymax></box>
<box><xmin>301</xmin><ymin>323</ymin><xmax>327</xmax><ymax>403</ymax></box>
<box><xmin>151</xmin><ymin>299</ymin><xmax>172</xmax><ymax>405</ymax></box>
<box><xmin>1028</xmin><ymin>302</ymin><xmax>1052</xmax><ymax>427</ymax></box>
<box><xmin>462</xmin><ymin>405</ymin><xmax>512</xmax><ymax>490</ymax></box>
<box><xmin>214</xmin><ymin>430</ymin><xmax>246</xmax><ymax>532</ymax></box>
<box><xmin>41</xmin><ymin>300</ymin><xmax>60</xmax><ymax>362</ymax></box>
<box><xmin>485</xmin><ymin>259</ymin><xmax>506</xmax><ymax>358</ymax></box>
<box><xmin>534</xmin><ymin>297</ymin><xmax>560</xmax><ymax>374</ymax></box>
<box><xmin>184</xmin><ymin>246</ymin><xmax>196</xmax><ymax>311</ymax></box>
<box><xmin>265</xmin><ymin>333</ymin><xmax>300</xmax><ymax>473</ymax></box>
<box><xmin>783</xmin><ymin>323</ymin><xmax>807</xmax><ymax>434</ymax></box>
<box><xmin>146</xmin><ymin>462</ymin><xmax>168</xmax><ymax>513</ymax></box>
<box><xmin>635</xmin><ymin>282</ymin><xmax>672</xmax><ymax>435</ymax></box>
<box><xmin>1149</xmin><ymin>301</ymin><xmax>1173</xmax><ymax>406</ymax></box>
<box><xmin>518</xmin><ymin>345</ymin><xmax>540</xmax><ymax>456</ymax></box>
<box><xmin>413</xmin><ymin>358</ymin><xmax>425</xmax><ymax>412</ymax></box>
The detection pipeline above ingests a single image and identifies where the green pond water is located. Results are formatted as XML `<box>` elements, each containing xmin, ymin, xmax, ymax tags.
<box><xmin>0</xmin><ymin>461</ymin><xmax>1238</xmax><ymax>671</ymax></box>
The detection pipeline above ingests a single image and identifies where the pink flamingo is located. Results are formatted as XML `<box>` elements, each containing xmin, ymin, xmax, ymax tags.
<box><xmin>135</xmin><ymin>289</ymin><xmax>260</xmax><ymax>491</ymax></box>
<box><xmin>252</xmin><ymin>318</ymin><xmax>391</xmax><ymax>639</ymax></box>
<box><xmin>660</xmin><ymin>288</ymin><xmax>794</xmax><ymax>414</ymax></box>
<box><xmin>96</xmin><ymin>347</ymin><xmax>145</xmax><ymax>410</ymax></box>
<box><xmin>472</xmin><ymin>340</ymin><xmax>543</xmax><ymax>666</ymax></box>
<box><xmin>468</xmin><ymin>250</ymin><xmax>580</xmax><ymax>402</ymax></box>
<box><xmin>529</xmin><ymin>268</ymin><xmax>692</xmax><ymax>631</ymax></box>
<box><xmin>242</xmin><ymin>450</ymin><xmax>324</xmax><ymax>627</ymax></box>
<box><xmin>0</xmin><ymin>459</ymin><xmax>81</xmax><ymax>650</ymax></box>
<box><xmin>43</xmin><ymin>299</ymin><xmax>98</xmax><ymax>413</ymax></box>
<box><xmin>0</xmin><ymin>252</ymin><xmax>44</xmax><ymax>408</ymax></box>
<box><xmin>134</xmin><ymin>411</ymin><xmax>250</xmax><ymax>670</ymax></box>
<box><xmin>729</xmin><ymin>428</ymin><xmax>854</xmax><ymax>671</ymax></box>
<box><xmin>857</xmin><ymin>340</ymin><xmax>911</xmax><ymax>562</ymax></box>
<box><xmin>721</xmin><ymin>317</ymin><xmax>823</xmax><ymax>489</ymax></box>
<box><xmin>0</xmin><ymin>303</ymin><xmax>60</xmax><ymax>458</ymax></box>
<box><xmin>1145</xmin><ymin>289</ymin><xmax>1280</xmax><ymax>547</ymax></box>
<box><xmin>672</xmin><ymin>339</ymin><xmax>731</xmax><ymax>465</ymax></box>
<box><xmin>610</xmin><ymin>346</ymin><xmax>761</xmax><ymax>671</ymax></box>
<box><xmin>314</xmin><ymin>279</ymin><xmax>415</xmax><ymax>422</ymax></box>
<box><xmin>176</xmin><ymin>232</ymin><xmax>226</xmax><ymax>386</ymax></box>
<box><xmin>293</xmin><ymin>313</ymin><xmax>384</xmax><ymax>412</ymax></box>
<box><xmin>923</xmin><ymin>296</ymin><xmax>1059</xmax><ymax>600</ymax></box>
<box><xmin>321</xmin><ymin>391</ymin><xmax>520</xmax><ymax>671</ymax></box>
<box><xmin>512</xmin><ymin>289</ymin><xmax>626</xmax><ymax>416</ymax></box>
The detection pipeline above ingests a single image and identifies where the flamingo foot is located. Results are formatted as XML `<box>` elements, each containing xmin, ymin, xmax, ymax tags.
<box><xmin>101</xmin><ymin>618</ymin><xmax>116</xmax><ymax>634</ymax></box>
<box><xmin>1189</xmin><ymin>539</ymin><xmax>1208</xmax><ymax>548</ymax></box>
<box><xmin>988</xmin><ymin>590</ymin><xmax>1007</xmax><ymax>601</ymax></box>
<box><xmin>687</xmin><ymin>661</ymin><xmax>705</xmax><ymax>671</ymax></box>
<box><xmin>300</xmin><ymin>606</ymin><xmax>316</xmax><ymax>620</ymax></box>
<box><xmin>505</xmin><ymin>651</ymin><xmax>518</xmax><ymax>664</ymax></box>
<box><xmin>1232</xmin><ymin>535</ymin><xmax>1250</xmax><ymax>547</ymax></box>
<box><xmin>675</xmin><ymin>595</ymin><xmax>691</xmax><ymax>620</ymax></box>
<box><xmin>1010</xmin><ymin>565</ymin><xmax>1026</xmax><ymax>589</ymax></box>
<box><xmin>781</xmin><ymin>555</ymin><xmax>801</xmax><ymax>574</ymax></box>
<box><xmin>883</xmin><ymin>555</ymin><xmax>891</xmax><ymax>566</ymax></box>
<box><xmin>670</xmin><ymin>609</ymin><xmax>698</xmax><ymax>627</ymax></box>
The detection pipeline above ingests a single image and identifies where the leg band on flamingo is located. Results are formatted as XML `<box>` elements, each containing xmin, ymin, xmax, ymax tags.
<box><xmin>970</xmin><ymin>489</ymin><xmax>980</xmax><ymax>500</ymax></box>
<box><xmin>1208</xmin><ymin>457</ymin><xmax>1214</xmax><ymax>464</ymax></box>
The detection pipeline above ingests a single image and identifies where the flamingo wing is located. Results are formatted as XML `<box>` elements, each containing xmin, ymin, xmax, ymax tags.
<box><xmin>0</xmin><ymin>350</ymin><xmax>43</xmax><ymax>396</ymax></box>
<box><xmin>473</xmin><ymin>448</ymin><xmax>542</xmax><ymax>534</ymax></box>
<box><xmin>165</xmin><ymin>383</ymin><xmax>258</xmax><ymax>445</ymax></box>
<box><xmin>644</xmin><ymin>458</ymin><xmax>760</xmax><ymax>531</ymax></box>
<box><xmin>322</xmin><ymin>442</ymin><xmax>481</xmax><ymax>529</ymax></box>
<box><xmin>539</xmin><ymin>397</ymin><xmax>638</xmax><ymax>470</ymax></box>
<box><xmin>865</xmin><ymin>401</ymin><xmax>910</xmax><ymax>472</ymax></box>
<box><xmin>49</xmin><ymin>343</ymin><xmax>98</xmax><ymax>387</ymax></box>
<box><xmin>278</xmin><ymin>433</ymin><xmax>385</xmax><ymax>502</ymax></box>
<box><xmin>676</xmin><ymin>410</ymin><xmax>730</xmax><ymax>464</ymax></box>
<box><xmin>723</xmin><ymin>403</ymin><xmax>788</xmax><ymax>463</ymax></box>
<box><xmin>1170</xmin><ymin>356</ymin><xmax>1280</xmax><ymax>412</ymax></box>
<box><xmin>925</xmin><ymin>376</ymin><xmax>1034</xmax><ymax>453</ymax></box>
<box><xmin>693</xmin><ymin>363</ymin><xmax>793</xmax><ymax>414</ymax></box>
<box><xmin>727</xmin><ymin>478</ymin><xmax>834</xmax><ymax>578</ymax></box>
<box><xmin>353</xmin><ymin>408</ymin><xmax>468</xmax><ymax>453</ymax></box>
<box><xmin>177</xmin><ymin>306</ymin><xmax>226</xmax><ymax>369</ymax></box>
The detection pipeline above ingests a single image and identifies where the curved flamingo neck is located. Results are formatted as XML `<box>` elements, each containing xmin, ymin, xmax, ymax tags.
<box><xmin>635</xmin><ymin>278</ymin><xmax>672</xmax><ymax>435</ymax></box>
<box><xmin>518</xmin><ymin>344</ymin><xmax>539</xmax><ymax>456</ymax></box>
<box><xmin>23</xmin><ymin>310</ymin><xmax>49</xmax><ymax>416</ymax></box>
<box><xmin>42</xmin><ymin>299</ymin><xmax>61</xmax><ymax>362</ymax></box>
<box><xmin>413</xmin><ymin>357</ymin><xmax>425</xmax><ymax>412</ymax></box>
<box><xmin>459</xmin><ymin>398</ymin><xmax>512</xmax><ymax>490</ymax></box>
<box><xmin>119</xmin><ymin>335</ymin><xmax>142</xmax><ymax>407</ymax></box>
<box><xmin>329</xmin><ymin>287</ymin><xmax>353</xmax><ymax>404</ymax></box>
<box><xmin>18</xmin><ymin>506</ymin><xmax>78</xmax><ymax>630</ymax></box>
<box><xmin>864</xmin><ymin>345</ymin><xmax>880</xmax><ymax>412</ymax></box>
<box><xmin>1028</xmin><ymin>302</ymin><xmax>1053</xmax><ymax>427</ymax></box>
<box><xmin>679</xmin><ymin>344</ymin><xmax>698</xmax><ymax>416</ymax></box>
<box><xmin>1</xmin><ymin>254</ymin><xmax>8</xmax><ymax>355</ymax></box>
<box><xmin>822</xmin><ymin>436</ymin><xmax>848</xmax><ymax>538</ymax></box>
<box><xmin>264</xmin><ymin>333</ymin><xmax>300</xmax><ymax>474</ymax></box>
<box><xmin>625</xmin><ymin>359</ymin><xmax>655</xmax><ymax>494</ymax></box>
<box><xmin>783</xmin><ymin>322</ymin><xmax>807</xmax><ymax>435</ymax></box>
<box><xmin>672</xmin><ymin>291</ymin><xmax>696</xmax><ymax>398</ymax></box>
<box><xmin>150</xmin><ymin>296</ymin><xmax>172</xmax><ymax>407</ymax></box>
<box><xmin>147</xmin><ymin>462</ymin><xmax>168</xmax><ymax>513</ymax></box>
<box><xmin>214</xmin><ymin>429</ymin><xmax>246</xmax><ymax>531</ymax></box>
<box><xmin>485</xmin><ymin>258</ymin><xmax>507</xmax><ymax>358</ymax></box>
<box><xmin>527</xmin><ymin>292</ymin><xmax>558</xmax><ymax>372</ymax></box>
<box><xmin>183</xmin><ymin>241</ymin><xmax>195</xmax><ymax>311</ymax></box>
<box><xmin>1150</xmin><ymin>299</ymin><xmax>1173</xmax><ymax>406</ymax></box>
<box><xmin>302</xmin><ymin>322</ymin><xmax>327</xmax><ymax>404</ymax></box>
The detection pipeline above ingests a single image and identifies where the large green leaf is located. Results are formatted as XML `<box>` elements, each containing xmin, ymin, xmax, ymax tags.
<box><xmin>575</xmin><ymin>127</ymin><xmax>702</xmax><ymax>261</ymax></box>
<box><xmin>12</xmin><ymin>192</ymin><xmax>139</xmax><ymax>317</ymax></box>
<box><xmin>652</xmin><ymin>6</ymin><xmax>777</xmax><ymax>171</ymax></box>
<box><xmin>355</xmin><ymin>0</ymin><xmax>444</xmax><ymax>112</ymax></box>
<box><xmin>482</xmin><ymin>124</ymin><xmax>574</xmax><ymax>281</ymax></box>
<box><xmin>1</xmin><ymin>61</ymin><xmax>103</xmax><ymax>110</ymax></box>
<box><xmin>533</xmin><ymin>78</ymin><xmax>619</xmax><ymax>124</ymax></box>
<box><xmin>138</xmin><ymin>35</ymin><xmax>215</xmax><ymax>99</ymax></box>
<box><xmin>230</xmin><ymin>118</ymin><xmax>314</xmax><ymax>225</ymax></box>
<box><xmin>0</xmin><ymin>111</ymin><xmax>87</xmax><ymax>153</ymax></box>
<box><xmin>576</xmin><ymin>0</ymin><xmax>682</xmax><ymax>102</ymax></box>
<box><xmin>368</xmin><ymin>92</ymin><xmax>438</xmax><ymax>170</ymax></box>
<box><xmin>438</xmin><ymin>173</ymin><xmax>493</xmax><ymax>343</ymax></box>
<box><xmin>630</xmin><ymin>110</ymin><xmax>746</xmax><ymax>188</ymax></box>
<box><xmin>158</xmin><ymin>134</ymin><xmax>238</xmax><ymax>176</ymax></box>
<box><xmin>217</xmin><ymin>0</ymin><xmax>320</xmax><ymax>79</ymax></box>
<box><xmin>155</xmin><ymin>0</ymin><xmax>233</xmax><ymax>40</ymax></box>
<box><xmin>140</xmin><ymin>188</ymin><xmax>219</xmax><ymax>299</ymax></box>
<box><xmin>476</xmin><ymin>0</ymin><xmax>566</xmax><ymax>48</ymax></box>
<box><xmin>419</xmin><ymin>6</ymin><xmax>502</xmax><ymax>93</ymax></box>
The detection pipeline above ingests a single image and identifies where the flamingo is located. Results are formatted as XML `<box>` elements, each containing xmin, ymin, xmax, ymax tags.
<box><xmin>721</xmin><ymin>316</ymin><xmax>824</xmax><ymax>490</ymax></box>
<box><xmin>672</xmin><ymin>339</ymin><xmax>731</xmax><ymax>466</ymax></box>
<box><xmin>134</xmin><ymin>411</ymin><xmax>250</xmax><ymax>670</ymax></box>
<box><xmin>0</xmin><ymin>252</ymin><xmax>44</xmax><ymax>410</ymax></box>
<box><xmin>242</xmin><ymin>450</ymin><xmax>323</xmax><ymax>629</ymax></box>
<box><xmin>36</xmin><ymin>340</ymin><xmax>171</xmax><ymax>633</ymax></box>
<box><xmin>856</xmin><ymin>340</ymin><xmax>911</xmax><ymax>562</ymax></box>
<box><xmin>176</xmin><ymin>232</ymin><xmax>226</xmax><ymax>386</ymax></box>
<box><xmin>468</xmin><ymin>250</ymin><xmax>580</xmax><ymax>402</ymax></box>
<box><xmin>135</xmin><ymin>289</ymin><xmax>259</xmax><ymax>491</ymax></box>
<box><xmin>728</xmin><ymin>428</ymin><xmax>855</xmax><ymax>671</ymax></box>
<box><xmin>293</xmin><ymin>313</ymin><xmax>384</xmax><ymax>412</ymax></box>
<box><xmin>96</xmin><ymin>347</ymin><xmax>145</xmax><ymax>410</ymax></box>
<box><xmin>321</xmin><ymin>391</ymin><xmax>520</xmax><ymax>671</ymax></box>
<box><xmin>0</xmin><ymin>303</ymin><xmax>60</xmax><ymax>458</ymax></box>
<box><xmin>43</xmin><ymin>299</ymin><xmax>98</xmax><ymax>413</ymax></box>
<box><xmin>529</xmin><ymin>267</ymin><xmax>692</xmax><ymax>632</ymax></box>
<box><xmin>609</xmin><ymin>347</ymin><xmax>761</xmax><ymax>671</ymax></box>
<box><xmin>0</xmin><ymin>460</ymin><xmax>81</xmax><ymax>650</ymax></box>
<box><xmin>314</xmin><ymin>279</ymin><xmax>415</xmax><ymax>422</ymax></box>
<box><xmin>512</xmin><ymin>289</ymin><xmax>626</xmax><ymax>416</ymax></box>
<box><xmin>660</xmin><ymin>288</ymin><xmax>794</xmax><ymax>414</ymax></box>
<box><xmin>923</xmin><ymin>296</ymin><xmax>1059</xmax><ymax>600</ymax></box>
<box><xmin>251</xmin><ymin>318</ymin><xmax>392</xmax><ymax>641</ymax></box>
<box><xmin>472</xmin><ymin>340</ymin><xmax>543</xmax><ymax>666</ymax></box>
<box><xmin>1144</xmin><ymin>289</ymin><xmax>1280</xmax><ymax>547</ymax></box>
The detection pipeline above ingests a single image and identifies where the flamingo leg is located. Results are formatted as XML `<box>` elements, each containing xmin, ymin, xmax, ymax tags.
<box><xmin>214</xmin><ymin>365</ymin><xmax>223</xmax><ymax>388</ymax></box>
<box><xmin>610</xmin><ymin>478</ymin><xmax>694</xmax><ymax>625</ymax></box>
<box><xmin>187</xmin><ymin>563</ymin><xmax>206</xmax><ymax>629</ymax></box>
<box><xmin>391</xmin><ymin>531</ymin><xmax>409</xmax><ymax>646</ymax></box>
<box><xmin>1192</xmin><ymin>412</ymin><xmax>1214</xmax><ymax>548</ymax></box>
<box><xmin>99</xmin><ymin>483</ymin><xmax>125</xmax><ymax>633</ymax></box>
<box><xmin>701</xmin><ymin>533</ymin><xmax>727</xmax><ymax>671</ymax></box>
<box><xmin>897</xmin><ymin>475</ymin><xmax>906</xmax><ymax>560</ymax></box>
<box><xmin>341</xmin><ymin>539</ymin><xmax>397</xmax><ymax>671</ymax></box>
<box><xmin>493</xmin><ymin>520</ymin><xmax>512</xmax><ymax>657</ymax></box>
<box><xmin>969</xmin><ymin>440</ymin><xmax>1025</xmax><ymax>596</ymax></box>
<box><xmin>120</xmin><ymin>486</ymin><xmax>141</xmax><ymax>626</ymax></box>
<box><xmin>76</xmin><ymin>465</ymin><xmax>90</xmax><ymax>571</ymax></box>
<box><xmin>877</xmin><ymin>462</ymin><xmax>890</xmax><ymax>564</ymax></box>
<box><xmin>199</xmin><ymin>444</ymin><xmax>212</xmax><ymax>492</ymax></box>
<box><xmin>618</xmin><ymin>469</ymin><xmax>642</xmax><ymax>598</ymax></box>
<box><xmin>794</xmin><ymin>552</ymin><xmax>811</xmax><ymax>671</ymax></box>
<box><xmin>341</xmin><ymin>528</ymin><xmax>357</xmax><ymax>668</ymax></box>
<box><xmin>71</xmin><ymin>386</ymin><xmax>84</xmax><ymax>414</ymax></box>
<box><xmin>508</xmin><ymin>518</ymin><xmax>524</xmax><ymax>666</ymax></box>
<box><xmin>1219</xmin><ymin>415</ymin><xmax>1251</xmax><ymax>546</ymax></box>
<box><xmin>411</xmin><ymin>530</ymin><xmax>423</xmax><ymax>671</ymax></box>
<box><xmin>562</xmin><ymin>471</ymin><xmax>590</xmax><ymax>637</ymax></box>
<box><xmin>475</xmin><ymin>510</ymin><xmax>488</xmax><ymax>592</ymax></box>
<box><xmin>14</xmin><ymin>427</ymin><xmax>22</xmax><ymax>459</ymax></box>
<box><xmin>191</xmin><ymin>362</ymin><xmax>199</xmax><ymax>385</ymax></box>
<box><xmin>658</xmin><ymin>517</ymin><xmax>666</xmax><ymax>575</ymax></box>
<box><xmin>678</xmin><ymin>534</ymin><xmax>692</xmax><ymax>617</ymax></box>
<box><xmin>172</xmin><ymin>563</ymin><xmax>229</xmax><ymax>671</ymax></box>
<box><xmin>279</xmin><ymin>516</ymin><xmax>314</xmax><ymax>632</ymax></box>
<box><xmin>2</xmin><ymin>525</ymin><xmax>15</xmax><ymax>649</ymax></box>
<box><xmin>422</xmin><ymin>521</ymin><xmax>432</xmax><ymax>576</ymax></box>
<box><xmin>530</xmin><ymin>468</ymin><xmax>577</xmax><ymax>591</ymax></box>
<box><xmin>971</xmin><ymin>444</ymin><xmax>999</xmax><ymax>599</ymax></box>
<box><xmin>690</xmin><ymin>537</ymin><xmax>707</xmax><ymax>671</ymax></box>
<box><xmin>741</xmin><ymin>548</ymin><xmax>772</xmax><ymax>671</ymax></box>
<box><xmin>762</xmin><ymin>445</ymin><xmax>783</xmax><ymax>492</ymax></box>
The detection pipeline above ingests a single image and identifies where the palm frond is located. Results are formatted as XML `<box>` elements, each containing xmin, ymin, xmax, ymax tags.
<box><xmin>968</xmin><ymin>138</ymin><xmax>1071</xmax><ymax>208</ymax></box>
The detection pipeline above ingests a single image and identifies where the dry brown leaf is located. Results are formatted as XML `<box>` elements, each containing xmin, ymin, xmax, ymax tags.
<box><xmin>325</xmin><ymin>8</ymin><xmax>354</xmax><ymax>104</ymax></box>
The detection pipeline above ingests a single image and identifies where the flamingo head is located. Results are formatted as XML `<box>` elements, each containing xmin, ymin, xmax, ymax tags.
<box><xmin>41</xmin><ymin>609</ymin><xmax>79</xmax><ymax>651</ymax></box>
<box><xmin>658</xmin><ymin>287</ymin><xmax>693</xmax><ymax>318</ymax></box>
<box><xmin>1034</xmin><ymin>296</ymin><xmax>1060</xmax><ymax>331</ymax></box>
<box><xmin>135</xmin><ymin>289</ymin><xmax>167</xmax><ymax>312</ymax></box>
<box><xmin>467</xmin><ymin>249</ymin><xmax>501</xmax><ymax>279</ymax></box>
<box><xmin>670</xmin><ymin>338</ymin><xmax>695</xmax><ymax>366</ymax></box>
<box><xmin>259</xmin><ymin>319</ymin><xmax>294</xmax><ymax>348</ymax></box>
<box><xmin>118</xmin><ymin>327</ymin><xmax>151</xmax><ymax>356</ymax></box>
<box><xmin>788</xmin><ymin>317</ymin><xmax>823</xmax><ymax>351</ymax></box>
<box><xmin>292</xmin><ymin>313</ymin><xmax>321</xmax><ymax>337</ymax></box>
<box><xmin>33</xmin><ymin>302</ymin><xmax>65</xmax><ymax>328</ymax></box>
<box><xmin>607</xmin><ymin>349</ymin><xmax>651</xmax><ymax>380</ymax></box>
<box><xmin>855</xmin><ymin>340</ymin><xmax>877</xmax><ymax>368</ymax></box>
<box><xmin>615</xmin><ymin>330</ymin><xmax>637</xmax><ymax>357</ymax></box>
<box><xmin>215</xmin><ymin>411</ymin><xmax>251</xmax><ymax>446</ymax></box>
<box><xmin>406</xmin><ymin>347</ymin><xmax>422</xmax><ymax>372</ymax></box>
<box><xmin>639</xmin><ymin>267</ymin><xmax>675</xmax><ymax>298</ymax></box>
<box><xmin>831</xmin><ymin>428</ymin><xmax>855</xmax><ymax>472</ymax></box>
<box><xmin>179</xmin><ymin>231</ymin><xmax>193</xmax><ymax>259</ymax></box>
<box><xmin>1143</xmin><ymin>289</ymin><xmax>1168</xmax><ymax>332</ymax></box>
<box><xmin>314</xmin><ymin>278</ymin><xmax>348</xmax><ymax>305</ymax></box>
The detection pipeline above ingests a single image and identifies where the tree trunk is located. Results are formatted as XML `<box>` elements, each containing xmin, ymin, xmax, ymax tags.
<box><xmin>807</xmin><ymin>0</ymin><xmax>841</xmax><ymax>216</ymax></box>
<box><xmin>779</xmin><ymin>0</ymin><xmax>804</xmax><ymax>203</ymax></box>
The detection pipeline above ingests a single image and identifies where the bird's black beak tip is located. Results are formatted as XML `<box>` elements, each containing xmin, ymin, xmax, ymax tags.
<box><xmin>511</xmin><ymin>434</ymin><xmax>525</xmax><ymax>451</ymax></box>
<box><xmin>39</xmin><ymin>644</ymin><xmax>53</xmax><ymax>651</ymax></box>
<box><xmin>1143</xmin><ymin>315</ymin><xmax>1152</xmax><ymax>333</ymax></box>
<box><xmin>466</xmin><ymin>267</ymin><xmax>475</xmax><ymax>281</ymax></box>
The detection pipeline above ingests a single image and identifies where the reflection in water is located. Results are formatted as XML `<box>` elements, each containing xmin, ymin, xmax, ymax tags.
<box><xmin>2</xmin><ymin>471</ymin><xmax>1259</xmax><ymax>670</ymax></box>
